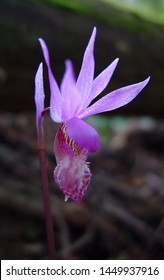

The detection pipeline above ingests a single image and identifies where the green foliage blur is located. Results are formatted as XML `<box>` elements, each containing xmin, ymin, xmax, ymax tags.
<box><xmin>102</xmin><ymin>0</ymin><xmax>164</xmax><ymax>25</ymax></box>
<box><xmin>44</xmin><ymin>0</ymin><xmax>164</xmax><ymax>26</ymax></box>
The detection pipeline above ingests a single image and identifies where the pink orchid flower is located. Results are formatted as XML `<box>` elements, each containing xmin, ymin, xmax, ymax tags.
<box><xmin>35</xmin><ymin>27</ymin><xmax>150</xmax><ymax>203</ymax></box>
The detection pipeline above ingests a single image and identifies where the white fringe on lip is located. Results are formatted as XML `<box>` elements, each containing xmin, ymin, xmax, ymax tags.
<box><xmin>64</xmin><ymin>195</ymin><xmax>69</xmax><ymax>202</ymax></box>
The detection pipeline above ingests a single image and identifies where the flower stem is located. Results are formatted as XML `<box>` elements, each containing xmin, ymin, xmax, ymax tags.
<box><xmin>37</xmin><ymin>114</ymin><xmax>55</xmax><ymax>259</ymax></box>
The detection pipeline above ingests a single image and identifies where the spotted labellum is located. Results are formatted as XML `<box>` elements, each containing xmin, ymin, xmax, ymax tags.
<box><xmin>35</xmin><ymin>27</ymin><xmax>150</xmax><ymax>203</ymax></box>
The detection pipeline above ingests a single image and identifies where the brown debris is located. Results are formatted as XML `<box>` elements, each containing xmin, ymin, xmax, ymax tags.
<box><xmin>0</xmin><ymin>113</ymin><xmax>164</xmax><ymax>259</ymax></box>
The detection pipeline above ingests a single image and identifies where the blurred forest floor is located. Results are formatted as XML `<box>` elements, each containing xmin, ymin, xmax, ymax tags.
<box><xmin>0</xmin><ymin>112</ymin><xmax>164</xmax><ymax>260</ymax></box>
<box><xmin>0</xmin><ymin>0</ymin><xmax>164</xmax><ymax>261</ymax></box>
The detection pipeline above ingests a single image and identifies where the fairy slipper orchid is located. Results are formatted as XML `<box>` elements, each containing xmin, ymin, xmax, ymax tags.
<box><xmin>35</xmin><ymin>27</ymin><xmax>150</xmax><ymax>203</ymax></box>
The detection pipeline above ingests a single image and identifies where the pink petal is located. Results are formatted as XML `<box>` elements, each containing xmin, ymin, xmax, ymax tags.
<box><xmin>60</xmin><ymin>60</ymin><xmax>82</xmax><ymax>122</ymax></box>
<box><xmin>54</xmin><ymin>123</ymin><xmax>92</xmax><ymax>203</ymax></box>
<box><xmin>66</xmin><ymin>117</ymin><xmax>100</xmax><ymax>153</ymax></box>
<box><xmin>34</xmin><ymin>63</ymin><xmax>44</xmax><ymax>126</ymax></box>
<box><xmin>86</xmin><ymin>58</ymin><xmax>119</xmax><ymax>106</ymax></box>
<box><xmin>38</xmin><ymin>38</ymin><xmax>62</xmax><ymax>123</ymax></box>
<box><xmin>79</xmin><ymin>77</ymin><xmax>150</xmax><ymax>119</ymax></box>
<box><xmin>76</xmin><ymin>27</ymin><xmax>96</xmax><ymax>110</ymax></box>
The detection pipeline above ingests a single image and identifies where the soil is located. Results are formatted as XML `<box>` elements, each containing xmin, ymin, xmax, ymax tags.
<box><xmin>0</xmin><ymin>113</ymin><xmax>164</xmax><ymax>260</ymax></box>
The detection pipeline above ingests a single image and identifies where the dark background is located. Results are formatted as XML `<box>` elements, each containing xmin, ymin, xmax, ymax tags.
<box><xmin>0</xmin><ymin>0</ymin><xmax>163</xmax><ymax>116</ymax></box>
<box><xmin>0</xmin><ymin>0</ymin><xmax>164</xmax><ymax>260</ymax></box>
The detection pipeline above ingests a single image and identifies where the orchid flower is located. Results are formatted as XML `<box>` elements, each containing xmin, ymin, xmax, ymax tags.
<box><xmin>35</xmin><ymin>27</ymin><xmax>150</xmax><ymax>203</ymax></box>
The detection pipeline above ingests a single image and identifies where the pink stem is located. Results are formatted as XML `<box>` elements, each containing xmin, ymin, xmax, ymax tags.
<box><xmin>37</xmin><ymin>110</ymin><xmax>55</xmax><ymax>259</ymax></box>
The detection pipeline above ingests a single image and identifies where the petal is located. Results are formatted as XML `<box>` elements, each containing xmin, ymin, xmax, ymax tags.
<box><xmin>79</xmin><ymin>77</ymin><xmax>150</xmax><ymax>119</ymax></box>
<box><xmin>38</xmin><ymin>38</ymin><xmax>62</xmax><ymax>123</ymax></box>
<box><xmin>76</xmin><ymin>27</ymin><xmax>96</xmax><ymax>110</ymax></box>
<box><xmin>34</xmin><ymin>63</ymin><xmax>44</xmax><ymax>126</ymax></box>
<box><xmin>86</xmin><ymin>58</ymin><xmax>119</xmax><ymax>106</ymax></box>
<box><xmin>66</xmin><ymin>117</ymin><xmax>100</xmax><ymax>153</ymax></box>
<box><xmin>54</xmin><ymin>123</ymin><xmax>92</xmax><ymax>203</ymax></box>
<box><xmin>60</xmin><ymin>60</ymin><xmax>82</xmax><ymax>122</ymax></box>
